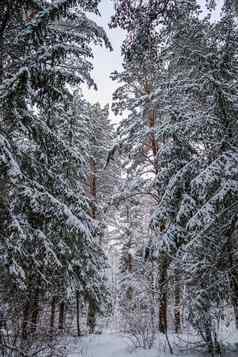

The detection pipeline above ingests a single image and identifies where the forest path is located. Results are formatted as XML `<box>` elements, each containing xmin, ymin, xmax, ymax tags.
<box><xmin>67</xmin><ymin>331</ymin><xmax>238</xmax><ymax>357</ymax></box>
<box><xmin>68</xmin><ymin>333</ymin><xmax>160</xmax><ymax>357</ymax></box>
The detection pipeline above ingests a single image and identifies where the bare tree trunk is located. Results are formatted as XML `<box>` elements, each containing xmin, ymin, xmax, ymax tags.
<box><xmin>50</xmin><ymin>296</ymin><xmax>56</xmax><ymax>335</ymax></box>
<box><xmin>31</xmin><ymin>287</ymin><xmax>40</xmax><ymax>334</ymax></box>
<box><xmin>148</xmin><ymin>109</ymin><xmax>159</xmax><ymax>173</ymax></box>
<box><xmin>144</xmin><ymin>80</ymin><xmax>169</xmax><ymax>335</ymax></box>
<box><xmin>233</xmin><ymin>296</ymin><xmax>238</xmax><ymax>329</ymax></box>
<box><xmin>22</xmin><ymin>301</ymin><xmax>31</xmax><ymax>340</ymax></box>
<box><xmin>87</xmin><ymin>300</ymin><xmax>96</xmax><ymax>335</ymax></box>
<box><xmin>230</xmin><ymin>275</ymin><xmax>238</xmax><ymax>328</ymax></box>
<box><xmin>90</xmin><ymin>159</ymin><xmax>97</xmax><ymax>220</ymax></box>
<box><xmin>159</xmin><ymin>295</ymin><xmax>167</xmax><ymax>334</ymax></box>
<box><xmin>228</xmin><ymin>223</ymin><xmax>238</xmax><ymax>328</ymax></box>
<box><xmin>58</xmin><ymin>302</ymin><xmax>65</xmax><ymax>331</ymax></box>
<box><xmin>205</xmin><ymin>316</ymin><xmax>214</xmax><ymax>354</ymax></box>
<box><xmin>0</xmin><ymin>3</ymin><xmax>11</xmax><ymax>82</ymax></box>
<box><xmin>159</xmin><ymin>255</ymin><xmax>168</xmax><ymax>334</ymax></box>
<box><xmin>87</xmin><ymin>159</ymin><xmax>97</xmax><ymax>334</ymax></box>
<box><xmin>143</xmin><ymin>80</ymin><xmax>159</xmax><ymax>174</ymax></box>
<box><xmin>174</xmin><ymin>267</ymin><xmax>181</xmax><ymax>333</ymax></box>
<box><xmin>76</xmin><ymin>291</ymin><xmax>81</xmax><ymax>336</ymax></box>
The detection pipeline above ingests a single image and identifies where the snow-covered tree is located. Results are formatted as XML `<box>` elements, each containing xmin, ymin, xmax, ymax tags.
<box><xmin>150</xmin><ymin>0</ymin><xmax>238</xmax><ymax>351</ymax></box>
<box><xmin>111</xmin><ymin>0</ymin><xmax>238</xmax><ymax>350</ymax></box>
<box><xmin>64</xmin><ymin>94</ymin><xmax>121</xmax><ymax>333</ymax></box>
<box><xmin>110</xmin><ymin>0</ymin><xmax>187</xmax><ymax>334</ymax></box>
<box><xmin>0</xmin><ymin>0</ymin><xmax>111</xmax><ymax>346</ymax></box>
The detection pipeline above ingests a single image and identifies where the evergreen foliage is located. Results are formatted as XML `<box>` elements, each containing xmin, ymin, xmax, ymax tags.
<box><xmin>0</xmin><ymin>0</ymin><xmax>112</xmax><ymax>348</ymax></box>
<box><xmin>111</xmin><ymin>0</ymin><xmax>238</xmax><ymax>352</ymax></box>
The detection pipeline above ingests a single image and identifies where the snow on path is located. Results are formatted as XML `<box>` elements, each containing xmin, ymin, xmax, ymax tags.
<box><xmin>68</xmin><ymin>333</ymin><xmax>162</xmax><ymax>357</ymax></box>
<box><xmin>67</xmin><ymin>332</ymin><xmax>238</xmax><ymax>357</ymax></box>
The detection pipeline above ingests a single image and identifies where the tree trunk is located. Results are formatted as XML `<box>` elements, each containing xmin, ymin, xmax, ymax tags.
<box><xmin>144</xmin><ymin>80</ymin><xmax>168</xmax><ymax>334</ymax></box>
<box><xmin>50</xmin><ymin>296</ymin><xmax>56</xmax><ymax>335</ymax></box>
<box><xmin>228</xmin><ymin>223</ymin><xmax>238</xmax><ymax>329</ymax></box>
<box><xmin>159</xmin><ymin>295</ymin><xmax>167</xmax><ymax>334</ymax></box>
<box><xmin>159</xmin><ymin>255</ymin><xmax>168</xmax><ymax>334</ymax></box>
<box><xmin>22</xmin><ymin>301</ymin><xmax>31</xmax><ymax>340</ymax></box>
<box><xmin>58</xmin><ymin>302</ymin><xmax>65</xmax><ymax>331</ymax></box>
<box><xmin>0</xmin><ymin>3</ymin><xmax>11</xmax><ymax>82</ymax></box>
<box><xmin>148</xmin><ymin>109</ymin><xmax>159</xmax><ymax>173</ymax></box>
<box><xmin>205</xmin><ymin>316</ymin><xmax>214</xmax><ymax>354</ymax></box>
<box><xmin>174</xmin><ymin>267</ymin><xmax>181</xmax><ymax>333</ymax></box>
<box><xmin>76</xmin><ymin>291</ymin><xmax>81</xmax><ymax>336</ymax></box>
<box><xmin>87</xmin><ymin>159</ymin><xmax>97</xmax><ymax>331</ymax></box>
<box><xmin>143</xmin><ymin>80</ymin><xmax>159</xmax><ymax>173</ymax></box>
<box><xmin>31</xmin><ymin>287</ymin><xmax>40</xmax><ymax>334</ymax></box>
<box><xmin>230</xmin><ymin>276</ymin><xmax>238</xmax><ymax>329</ymax></box>
<box><xmin>87</xmin><ymin>300</ymin><xmax>96</xmax><ymax>334</ymax></box>
<box><xmin>90</xmin><ymin>159</ymin><xmax>97</xmax><ymax>219</ymax></box>
<box><xmin>233</xmin><ymin>300</ymin><xmax>238</xmax><ymax>329</ymax></box>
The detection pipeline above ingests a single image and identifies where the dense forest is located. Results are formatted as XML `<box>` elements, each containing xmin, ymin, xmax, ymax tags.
<box><xmin>0</xmin><ymin>0</ymin><xmax>238</xmax><ymax>356</ymax></box>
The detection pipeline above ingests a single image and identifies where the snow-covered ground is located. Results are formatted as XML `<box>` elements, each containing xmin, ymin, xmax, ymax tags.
<box><xmin>66</xmin><ymin>331</ymin><xmax>238</xmax><ymax>357</ymax></box>
<box><xmin>68</xmin><ymin>333</ymin><xmax>167</xmax><ymax>357</ymax></box>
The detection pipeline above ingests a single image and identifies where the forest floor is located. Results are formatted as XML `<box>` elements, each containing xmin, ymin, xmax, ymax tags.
<box><xmin>66</xmin><ymin>331</ymin><xmax>238</xmax><ymax>357</ymax></box>
<box><xmin>68</xmin><ymin>332</ymin><xmax>170</xmax><ymax>357</ymax></box>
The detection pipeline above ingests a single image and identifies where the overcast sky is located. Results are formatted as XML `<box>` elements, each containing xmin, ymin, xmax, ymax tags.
<box><xmin>82</xmin><ymin>0</ymin><xmax>125</xmax><ymax>112</ymax></box>
<box><xmin>83</xmin><ymin>0</ymin><xmax>223</xmax><ymax>120</ymax></box>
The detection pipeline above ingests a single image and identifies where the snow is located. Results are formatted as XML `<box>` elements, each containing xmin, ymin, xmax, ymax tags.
<box><xmin>66</xmin><ymin>331</ymin><xmax>238</xmax><ymax>357</ymax></box>
<box><xmin>68</xmin><ymin>333</ymin><xmax>161</xmax><ymax>357</ymax></box>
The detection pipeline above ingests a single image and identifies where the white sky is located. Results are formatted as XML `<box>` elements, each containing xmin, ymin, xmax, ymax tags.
<box><xmin>83</xmin><ymin>0</ymin><xmax>224</xmax><ymax>122</ymax></box>
<box><xmin>82</xmin><ymin>0</ymin><xmax>125</xmax><ymax>115</ymax></box>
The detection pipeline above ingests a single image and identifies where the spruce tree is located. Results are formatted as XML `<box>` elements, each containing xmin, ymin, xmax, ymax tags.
<box><xmin>0</xmin><ymin>0</ymin><xmax>111</xmax><ymax>348</ymax></box>
<box><xmin>150</xmin><ymin>0</ymin><xmax>238</xmax><ymax>350</ymax></box>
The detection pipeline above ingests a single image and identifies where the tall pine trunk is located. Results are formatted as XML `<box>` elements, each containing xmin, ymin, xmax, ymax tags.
<box><xmin>232</xmin><ymin>292</ymin><xmax>238</xmax><ymax>329</ymax></box>
<box><xmin>31</xmin><ymin>287</ymin><xmax>40</xmax><ymax>334</ymax></box>
<box><xmin>204</xmin><ymin>314</ymin><xmax>214</xmax><ymax>354</ymax></box>
<box><xmin>76</xmin><ymin>291</ymin><xmax>81</xmax><ymax>336</ymax></box>
<box><xmin>174</xmin><ymin>267</ymin><xmax>181</xmax><ymax>333</ymax></box>
<box><xmin>22</xmin><ymin>300</ymin><xmax>31</xmax><ymax>340</ymax></box>
<box><xmin>159</xmin><ymin>254</ymin><xmax>168</xmax><ymax>334</ymax></box>
<box><xmin>230</xmin><ymin>272</ymin><xmax>238</xmax><ymax>329</ymax></box>
<box><xmin>87</xmin><ymin>300</ymin><xmax>96</xmax><ymax>335</ymax></box>
<box><xmin>228</xmin><ymin>223</ymin><xmax>238</xmax><ymax>328</ymax></box>
<box><xmin>58</xmin><ymin>301</ymin><xmax>65</xmax><ymax>331</ymax></box>
<box><xmin>87</xmin><ymin>159</ymin><xmax>97</xmax><ymax>334</ymax></box>
<box><xmin>0</xmin><ymin>3</ymin><xmax>11</xmax><ymax>81</ymax></box>
<box><xmin>144</xmin><ymin>80</ymin><xmax>169</xmax><ymax>334</ymax></box>
<box><xmin>50</xmin><ymin>296</ymin><xmax>56</xmax><ymax>335</ymax></box>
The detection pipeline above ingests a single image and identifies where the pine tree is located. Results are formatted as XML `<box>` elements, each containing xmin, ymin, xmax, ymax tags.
<box><xmin>110</xmin><ymin>0</ymin><xmax>184</xmax><ymax>334</ymax></box>
<box><xmin>66</xmin><ymin>95</ymin><xmax>120</xmax><ymax>333</ymax></box>
<box><xmin>112</xmin><ymin>0</ymin><xmax>238</xmax><ymax>348</ymax></box>
<box><xmin>0</xmin><ymin>0</ymin><xmax>111</xmax><ymax>348</ymax></box>
<box><xmin>150</xmin><ymin>0</ymin><xmax>238</xmax><ymax>350</ymax></box>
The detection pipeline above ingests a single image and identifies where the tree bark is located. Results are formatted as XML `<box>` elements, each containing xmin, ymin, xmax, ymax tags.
<box><xmin>50</xmin><ymin>296</ymin><xmax>56</xmax><ymax>335</ymax></box>
<box><xmin>58</xmin><ymin>302</ymin><xmax>65</xmax><ymax>331</ymax></box>
<box><xmin>87</xmin><ymin>299</ymin><xmax>96</xmax><ymax>334</ymax></box>
<box><xmin>22</xmin><ymin>301</ymin><xmax>31</xmax><ymax>340</ymax></box>
<box><xmin>230</xmin><ymin>273</ymin><xmax>238</xmax><ymax>328</ymax></box>
<box><xmin>76</xmin><ymin>291</ymin><xmax>81</xmax><ymax>336</ymax></box>
<box><xmin>90</xmin><ymin>159</ymin><xmax>97</xmax><ymax>219</ymax></box>
<box><xmin>232</xmin><ymin>294</ymin><xmax>238</xmax><ymax>329</ymax></box>
<box><xmin>143</xmin><ymin>80</ymin><xmax>159</xmax><ymax>174</ymax></box>
<box><xmin>0</xmin><ymin>3</ymin><xmax>11</xmax><ymax>82</ymax></box>
<box><xmin>87</xmin><ymin>159</ymin><xmax>97</xmax><ymax>333</ymax></box>
<box><xmin>228</xmin><ymin>223</ymin><xmax>238</xmax><ymax>329</ymax></box>
<box><xmin>144</xmin><ymin>80</ymin><xmax>169</xmax><ymax>334</ymax></box>
<box><xmin>174</xmin><ymin>267</ymin><xmax>181</xmax><ymax>333</ymax></box>
<box><xmin>31</xmin><ymin>287</ymin><xmax>40</xmax><ymax>333</ymax></box>
<box><xmin>204</xmin><ymin>315</ymin><xmax>214</xmax><ymax>354</ymax></box>
<box><xmin>159</xmin><ymin>255</ymin><xmax>168</xmax><ymax>334</ymax></box>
